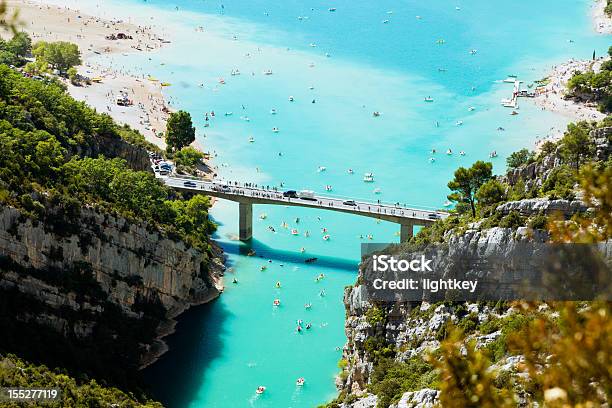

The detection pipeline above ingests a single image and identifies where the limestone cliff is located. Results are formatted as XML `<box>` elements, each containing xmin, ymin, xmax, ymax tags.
<box><xmin>0</xmin><ymin>202</ymin><xmax>224</xmax><ymax>384</ymax></box>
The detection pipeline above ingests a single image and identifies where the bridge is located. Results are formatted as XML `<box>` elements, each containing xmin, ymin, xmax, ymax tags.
<box><xmin>161</xmin><ymin>175</ymin><xmax>449</xmax><ymax>242</ymax></box>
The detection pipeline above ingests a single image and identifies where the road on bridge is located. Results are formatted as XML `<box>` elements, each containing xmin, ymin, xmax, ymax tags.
<box><xmin>160</xmin><ymin>175</ymin><xmax>450</xmax><ymax>242</ymax></box>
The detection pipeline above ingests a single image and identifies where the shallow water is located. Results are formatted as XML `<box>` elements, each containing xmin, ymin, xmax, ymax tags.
<box><xmin>50</xmin><ymin>0</ymin><xmax>609</xmax><ymax>406</ymax></box>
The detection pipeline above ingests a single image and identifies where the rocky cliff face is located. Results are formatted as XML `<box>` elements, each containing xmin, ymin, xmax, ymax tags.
<box><xmin>336</xmin><ymin>227</ymin><xmax>611</xmax><ymax>407</ymax></box>
<box><xmin>0</xmin><ymin>203</ymin><xmax>224</xmax><ymax>382</ymax></box>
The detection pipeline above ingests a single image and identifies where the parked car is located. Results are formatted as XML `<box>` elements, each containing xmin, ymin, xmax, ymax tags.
<box><xmin>342</xmin><ymin>200</ymin><xmax>356</xmax><ymax>206</ymax></box>
<box><xmin>283</xmin><ymin>190</ymin><xmax>298</xmax><ymax>198</ymax></box>
<box><xmin>183</xmin><ymin>181</ymin><xmax>197</xmax><ymax>188</ymax></box>
<box><xmin>427</xmin><ymin>213</ymin><xmax>441</xmax><ymax>220</ymax></box>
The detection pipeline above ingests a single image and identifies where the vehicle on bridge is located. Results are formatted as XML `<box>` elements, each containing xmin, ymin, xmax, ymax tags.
<box><xmin>298</xmin><ymin>190</ymin><xmax>316</xmax><ymax>201</ymax></box>
<box><xmin>183</xmin><ymin>181</ymin><xmax>197</xmax><ymax>188</ymax></box>
<box><xmin>343</xmin><ymin>200</ymin><xmax>357</xmax><ymax>206</ymax></box>
<box><xmin>283</xmin><ymin>190</ymin><xmax>298</xmax><ymax>198</ymax></box>
<box><xmin>212</xmin><ymin>184</ymin><xmax>231</xmax><ymax>193</ymax></box>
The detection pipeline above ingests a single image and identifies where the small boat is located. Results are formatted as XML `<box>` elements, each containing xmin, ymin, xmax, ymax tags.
<box><xmin>325</xmin><ymin>185</ymin><xmax>332</xmax><ymax>191</ymax></box>
<box><xmin>373</xmin><ymin>188</ymin><xmax>381</xmax><ymax>194</ymax></box>
<box><xmin>309</xmin><ymin>43</ymin><xmax>317</xmax><ymax>47</ymax></box>
<box><xmin>260</xmin><ymin>265</ymin><xmax>267</xmax><ymax>271</ymax></box>
<box><xmin>318</xmin><ymin>166</ymin><xmax>327</xmax><ymax>172</ymax></box>
<box><xmin>468</xmin><ymin>106</ymin><xmax>475</xmax><ymax>111</ymax></box>
<box><xmin>382</xmin><ymin>19</ymin><xmax>390</xmax><ymax>24</ymax></box>
<box><xmin>469</xmin><ymin>49</ymin><xmax>478</xmax><ymax>55</ymax></box>
<box><xmin>489</xmin><ymin>151</ymin><xmax>498</xmax><ymax>158</ymax></box>
<box><xmin>304</xmin><ymin>303</ymin><xmax>312</xmax><ymax>309</ymax></box>
<box><xmin>446</xmin><ymin>149</ymin><xmax>452</xmax><ymax>155</ymax></box>
<box><xmin>256</xmin><ymin>386</ymin><xmax>266</xmax><ymax>394</ymax></box>
<box><xmin>429</xmin><ymin>157</ymin><xmax>436</xmax><ymax>163</ymax></box>
<box><xmin>272</xmin><ymin>127</ymin><xmax>280</xmax><ymax>133</ymax></box>
<box><xmin>224</xmin><ymin>112</ymin><xmax>233</xmax><ymax>116</ymax></box>
<box><xmin>455</xmin><ymin>120</ymin><xmax>463</xmax><ymax>126</ymax></box>
<box><xmin>424</xmin><ymin>96</ymin><xmax>434</xmax><ymax>102</ymax></box>
<box><xmin>247</xmin><ymin>249</ymin><xmax>256</xmax><ymax>256</ymax></box>
<box><xmin>291</xmin><ymin>229</ymin><xmax>299</xmax><ymax>235</ymax></box>
<box><xmin>273</xmin><ymin>299</ymin><xmax>281</xmax><ymax>306</ymax></box>
<box><xmin>347</xmin><ymin>169</ymin><xmax>354</xmax><ymax>174</ymax></box>
<box><xmin>231</xmin><ymin>69</ymin><xmax>240</xmax><ymax>76</ymax></box>
<box><xmin>259</xmin><ymin>213</ymin><xmax>266</xmax><ymax>219</ymax></box>
<box><xmin>372</xmin><ymin>111</ymin><xmax>381</xmax><ymax>117</ymax></box>
<box><xmin>305</xmin><ymin>257</ymin><xmax>318</xmax><ymax>263</ymax></box>
<box><xmin>436</xmin><ymin>39</ymin><xmax>445</xmax><ymax>44</ymax></box>
<box><xmin>511</xmin><ymin>110</ymin><xmax>519</xmax><ymax>115</ymax></box>
<box><xmin>296</xmin><ymin>377</ymin><xmax>305</xmax><ymax>386</ymax></box>
<box><xmin>249</xmin><ymin>136</ymin><xmax>255</xmax><ymax>143</ymax></box>
<box><xmin>270</xmin><ymin>108</ymin><xmax>277</xmax><ymax>114</ymax></box>
<box><xmin>363</xmin><ymin>173</ymin><xmax>374</xmax><ymax>182</ymax></box>
<box><xmin>328</xmin><ymin>7</ymin><xmax>336</xmax><ymax>12</ymax></box>
<box><xmin>289</xmin><ymin>96</ymin><xmax>294</xmax><ymax>102</ymax></box>
<box><xmin>322</xmin><ymin>234</ymin><xmax>330</xmax><ymax>241</ymax></box>
<box><xmin>218</xmin><ymin>78</ymin><xmax>226</xmax><ymax>84</ymax></box>
<box><xmin>460</xmin><ymin>151</ymin><xmax>466</xmax><ymax>156</ymax></box>
<box><xmin>275</xmin><ymin>281</ymin><xmax>281</xmax><ymax>288</ymax></box>
<box><xmin>263</xmin><ymin>69</ymin><xmax>273</xmax><ymax>75</ymax></box>
<box><xmin>161</xmin><ymin>82</ymin><xmax>171</xmax><ymax>87</ymax></box>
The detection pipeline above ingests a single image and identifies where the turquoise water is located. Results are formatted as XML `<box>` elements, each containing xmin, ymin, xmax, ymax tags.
<box><xmin>53</xmin><ymin>0</ymin><xmax>609</xmax><ymax>406</ymax></box>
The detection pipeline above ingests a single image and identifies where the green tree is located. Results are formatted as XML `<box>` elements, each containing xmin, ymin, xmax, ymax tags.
<box><xmin>32</xmin><ymin>41</ymin><xmax>81</xmax><ymax>73</ymax></box>
<box><xmin>559</xmin><ymin>122</ymin><xmax>594</xmax><ymax>169</ymax></box>
<box><xmin>7</xmin><ymin>32</ymin><xmax>32</xmax><ymax>57</ymax></box>
<box><xmin>165</xmin><ymin>110</ymin><xmax>195</xmax><ymax>152</ymax></box>
<box><xmin>505</xmin><ymin>148</ymin><xmax>534</xmax><ymax>169</ymax></box>
<box><xmin>174</xmin><ymin>146</ymin><xmax>204</xmax><ymax>166</ymax></box>
<box><xmin>447</xmin><ymin>161</ymin><xmax>493</xmax><ymax>217</ymax></box>
<box><xmin>475</xmin><ymin>179</ymin><xmax>507</xmax><ymax>208</ymax></box>
<box><xmin>67</xmin><ymin>66</ymin><xmax>78</xmax><ymax>85</ymax></box>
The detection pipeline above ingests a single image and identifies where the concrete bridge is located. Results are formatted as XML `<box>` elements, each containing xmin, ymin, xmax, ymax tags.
<box><xmin>162</xmin><ymin>176</ymin><xmax>449</xmax><ymax>242</ymax></box>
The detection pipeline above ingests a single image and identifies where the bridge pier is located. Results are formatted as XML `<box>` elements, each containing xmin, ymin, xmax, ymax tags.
<box><xmin>400</xmin><ymin>221</ymin><xmax>415</xmax><ymax>242</ymax></box>
<box><xmin>239</xmin><ymin>202</ymin><xmax>253</xmax><ymax>241</ymax></box>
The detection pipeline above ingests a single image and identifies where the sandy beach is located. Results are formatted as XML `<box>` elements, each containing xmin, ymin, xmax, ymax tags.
<box><xmin>593</xmin><ymin>0</ymin><xmax>612</xmax><ymax>34</ymax></box>
<box><xmin>6</xmin><ymin>0</ymin><xmax>172</xmax><ymax>149</ymax></box>
<box><xmin>531</xmin><ymin>57</ymin><xmax>607</xmax><ymax>141</ymax></box>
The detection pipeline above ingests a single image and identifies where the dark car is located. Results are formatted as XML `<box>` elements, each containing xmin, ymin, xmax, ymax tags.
<box><xmin>427</xmin><ymin>213</ymin><xmax>441</xmax><ymax>220</ymax></box>
<box><xmin>342</xmin><ymin>200</ymin><xmax>356</xmax><ymax>206</ymax></box>
<box><xmin>183</xmin><ymin>181</ymin><xmax>197</xmax><ymax>188</ymax></box>
<box><xmin>283</xmin><ymin>190</ymin><xmax>298</xmax><ymax>198</ymax></box>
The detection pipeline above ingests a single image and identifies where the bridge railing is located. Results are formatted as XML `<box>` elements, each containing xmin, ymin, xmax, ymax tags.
<box><xmin>165</xmin><ymin>175</ymin><xmax>450</xmax><ymax>215</ymax></box>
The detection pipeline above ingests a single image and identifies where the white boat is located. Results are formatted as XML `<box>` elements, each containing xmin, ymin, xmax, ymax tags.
<box><xmin>503</xmin><ymin>77</ymin><xmax>517</xmax><ymax>83</ymax></box>
<box><xmin>272</xmin><ymin>127</ymin><xmax>279</xmax><ymax>133</ymax></box>
<box><xmin>455</xmin><ymin>120</ymin><xmax>463</xmax><ymax>126</ymax></box>
<box><xmin>363</xmin><ymin>173</ymin><xmax>374</xmax><ymax>182</ymax></box>
<box><xmin>325</xmin><ymin>185</ymin><xmax>332</xmax><ymax>191</ymax></box>
<box><xmin>224</xmin><ymin>112</ymin><xmax>233</xmax><ymax>116</ymax></box>
<box><xmin>469</xmin><ymin>49</ymin><xmax>477</xmax><ymax>55</ymax></box>
<box><xmin>468</xmin><ymin>106</ymin><xmax>475</xmax><ymax>111</ymax></box>
<box><xmin>318</xmin><ymin>166</ymin><xmax>327</xmax><ymax>172</ymax></box>
<box><xmin>329</xmin><ymin>7</ymin><xmax>336</xmax><ymax>11</ymax></box>
<box><xmin>424</xmin><ymin>96</ymin><xmax>434</xmax><ymax>102</ymax></box>
<box><xmin>296</xmin><ymin>377</ymin><xmax>305</xmax><ymax>386</ymax></box>
<box><xmin>373</xmin><ymin>188</ymin><xmax>382</xmax><ymax>194</ymax></box>
<box><xmin>273</xmin><ymin>299</ymin><xmax>280</xmax><ymax>306</ymax></box>
<box><xmin>263</xmin><ymin>69</ymin><xmax>273</xmax><ymax>75</ymax></box>
<box><xmin>309</xmin><ymin>43</ymin><xmax>317</xmax><ymax>47</ymax></box>
<box><xmin>291</xmin><ymin>229</ymin><xmax>299</xmax><ymax>235</ymax></box>
<box><xmin>256</xmin><ymin>386</ymin><xmax>266</xmax><ymax>394</ymax></box>
<box><xmin>323</xmin><ymin>234</ymin><xmax>330</xmax><ymax>241</ymax></box>
<box><xmin>289</xmin><ymin>96</ymin><xmax>294</xmax><ymax>101</ymax></box>
<box><xmin>248</xmin><ymin>136</ymin><xmax>255</xmax><ymax>143</ymax></box>
<box><xmin>347</xmin><ymin>169</ymin><xmax>354</xmax><ymax>174</ymax></box>
<box><xmin>270</xmin><ymin>108</ymin><xmax>277</xmax><ymax>114</ymax></box>
<box><xmin>231</xmin><ymin>69</ymin><xmax>240</xmax><ymax>76</ymax></box>
<box><xmin>259</xmin><ymin>213</ymin><xmax>267</xmax><ymax>219</ymax></box>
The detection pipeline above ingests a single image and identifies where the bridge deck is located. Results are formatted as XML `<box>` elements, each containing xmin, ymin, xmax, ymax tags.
<box><xmin>163</xmin><ymin>176</ymin><xmax>448</xmax><ymax>225</ymax></box>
